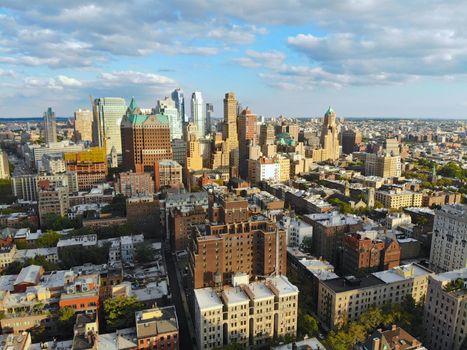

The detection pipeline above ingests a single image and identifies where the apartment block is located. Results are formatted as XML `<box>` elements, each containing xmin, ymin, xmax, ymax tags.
<box><xmin>154</xmin><ymin>159</ymin><xmax>183</xmax><ymax>192</ymax></box>
<box><xmin>365</xmin><ymin>153</ymin><xmax>401</xmax><ymax>178</ymax></box>
<box><xmin>341</xmin><ymin>233</ymin><xmax>400</xmax><ymax>276</ymax></box>
<box><xmin>303</xmin><ymin>212</ymin><xmax>363</xmax><ymax>266</ymax></box>
<box><xmin>318</xmin><ymin>263</ymin><xmax>433</xmax><ymax>329</ymax></box>
<box><xmin>429</xmin><ymin>204</ymin><xmax>467</xmax><ymax>273</ymax></box>
<box><xmin>375</xmin><ymin>189</ymin><xmax>422</xmax><ymax>209</ymax></box>
<box><xmin>38</xmin><ymin>185</ymin><xmax>69</xmax><ymax>222</ymax></box>
<box><xmin>194</xmin><ymin>275</ymin><xmax>298</xmax><ymax>350</ymax></box>
<box><xmin>117</xmin><ymin>171</ymin><xmax>154</xmax><ymax>196</ymax></box>
<box><xmin>423</xmin><ymin>268</ymin><xmax>467</xmax><ymax>350</ymax></box>
<box><xmin>64</xmin><ymin>147</ymin><xmax>108</xmax><ymax>190</ymax></box>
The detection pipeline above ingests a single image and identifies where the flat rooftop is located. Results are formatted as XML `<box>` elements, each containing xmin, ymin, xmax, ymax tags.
<box><xmin>268</xmin><ymin>275</ymin><xmax>299</xmax><ymax>296</ymax></box>
<box><xmin>222</xmin><ymin>287</ymin><xmax>249</xmax><ymax>305</ymax></box>
<box><xmin>246</xmin><ymin>281</ymin><xmax>275</xmax><ymax>300</ymax></box>
<box><xmin>194</xmin><ymin>288</ymin><xmax>223</xmax><ymax>310</ymax></box>
<box><xmin>322</xmin><ymin>274</ymin><xmax>385</xmax><ymax>293</ymax></box>
<box><xmin>373</xmin><ymin>263</ymin><xmax>432</xmax><ymax>284</ymax></box>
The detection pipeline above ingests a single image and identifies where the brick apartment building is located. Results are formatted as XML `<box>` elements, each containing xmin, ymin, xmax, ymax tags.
<box><xmin>169</xmin><ymin>206</ymin><xmax>207</xmax><ymax>251</ymax></box>
<box><xmin>188</xmin><ymin>194</ymin><xmax>287</xmax><ymax>289</ymax></box>
<box><xmin>64</xmin><ymin>147</ymin><xmax>108</xmax><ymax>190</ymax></box>
<box><xmin>304</xmin><ymin>212</ymin><xmax>363</xmax><ymax>266</ymax></box>
<box><xmin>341</xmin><ymin>233</ymin><xmax>401</xmax><ymax>276</ymax></box>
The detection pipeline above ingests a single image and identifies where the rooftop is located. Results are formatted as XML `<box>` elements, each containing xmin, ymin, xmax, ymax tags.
<box><xmin>373</xmin><ymin>263</ymin><xmax>433</xmax><ymax>284</ymax></box>
<box><xmin>194</xmin><ymin>288</ymin><xmax>223</xmax><ymax>310</ymax></box>
<box><xmin>222</xmin><ymin>287</ymin><xmax>250</xmax><ymax>306</ymax></box>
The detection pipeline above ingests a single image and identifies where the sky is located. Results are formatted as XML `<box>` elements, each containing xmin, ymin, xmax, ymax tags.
<box><xmin>1</xmin><ymin>0</ymin><xmax>467</xmax><ymax>119</ymax></box>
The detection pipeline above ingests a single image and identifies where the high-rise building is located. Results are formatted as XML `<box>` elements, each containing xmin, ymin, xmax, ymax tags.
<box><xmin>43</xmin><ymin>107</ymin><xmax>57</xmax><ymax>144</ymax></box>
<box><xmin>171</xmin><ymin>88</ymin><xmax>186</xmax><ymax>123</ymax></box>
<box><xmin>73</xmin><ymin>109</ymin><xmax>93</xmax><ymax>142</ymax></box>
<box><xmin>0</xmin><ymin>150</ymin><xmax>10</xmax><ymax>179</ymax></box>
<box><xmin>92</xmin><ymin>97</ymin><xmax>127</xmax><ymax>156</ymax></box>
<box><xmin>154</xmin><ymin>159</ymin><xmax>183</xmax><ymax>191</ymax></box>
<box><xmin>120</xmin><ymin>98</ymin><xmax>172</xmax><ymax>172</ymax></box>
<box><xmin>189</xmin><ymin>193</ymin><xmax>287</xmax><ymax>289</ymax></box>
<box><xmin>64</xmin><ymin>147</ymin><xmax>108</xmax><ymax>190</ymax></box>
<box><xmin>223</xmin><ymin>92</ymin><xmax>239</xmax><ymax>152</ymax></box>
<box><xmin>205</xmin><ymin>103</ymin><xmax>213</xmax><ymax>134</ymax></box>
<box><xmin>191</xmin><ymin>92</ymin><xmax>204</xmax><ymax>140</ymax></box>
<box><xmin>171</xmin><ymin>139</ymin><xmax>187</xmax><ymax>167</ymax></box>
<box><xmin>423</xmin><ymin>268</ymin><xmax>467</xmax><ymax>350</ymax></box>
<box><xmin>237</xmin><ymin>108</ymin><xmax>257</xmax><ymax>179</ymax></box>
<box><xmin>259</xmin><ymin>123</ymin><xmax>275</xmax><ymax>146</ymax></box>
<box><xmin>319</xmin><ymin>107</ymin><xmax>340</xmax><ymax>161</ymax></box>
<box><xmin>365</xmin><ymin>153</ymin><xmax>401</xmax><ymax>178</ymax></box>
<box><xmin>186</xmin><ymin>134</ymin><xmax>203</xmax><ymax>172</ymax></box>
<box><xmin>429</xmin><ymin>204</ymin><xmax>467</xmax><ymax>273</ymax></box>
<box><xmin>341</xmin><ymin>129</ymin><xmax>362</xmax><ymax>154</ymax></box>
<box><xmin>384</xmin><ymin>138</ymin><xmax>400</xmax><ymax>156</ymax></box>
<box><xmin>156</xmin><ymin>96</ymin><xmax>183</xmax><ymax>140</ymax></box>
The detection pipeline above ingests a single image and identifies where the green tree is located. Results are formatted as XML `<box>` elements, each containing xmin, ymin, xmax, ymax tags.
<box><xmin>3</xmin><ymin>261</ymin><xmax>23</xmax><ymax>275</ymax></box>
<box><xmin>134</xmin><ymin>242</ymin><xmax>155</xmax><ymax>263</ymax></box>
<box><xmin>59</xmin><ymin>307</ymin><xmax>75</xmax><ymax>321</ymax></box>
<box><xmin>300</xmin><ymin>236</ymin><xmax>313</xmax><ymax>255</ymax></box>
<box><xmin>59</xmin><ymin>243</ymin><xmax>110</xmax><ymax>269</ymax></box>
<box><xmin>302</xmin><ymin>314</ymin><xmax>319</xmax><ymax>337</ymax></box>
<box><xmin>104</xmin><ymin>296</ymin><xmax>143</xmax><ymax>330</ymax></box>
<box><xmin>41</xmin><ymin>213</ymin><xmax>80</xmax><ymax>231</ymax></box>
<box><xmin>359</xmin><ymin>307</ymin><xmax>384</xmax><ymax>331</ymax></box>
<box><xmin>439</xmin><ymin>162</ymin><xmax>466</xmax><ymax>179</ymax></box>
<box><xmin>36</xmin><ymin>230</ymin><xmax>61</xmax><ymax>248</ymax></box>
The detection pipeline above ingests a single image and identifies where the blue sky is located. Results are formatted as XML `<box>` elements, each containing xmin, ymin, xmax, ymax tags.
<box><xmin>1</xmin><ymin>0</ymin><xmax>466</xmax><ymax>119</ymax></box>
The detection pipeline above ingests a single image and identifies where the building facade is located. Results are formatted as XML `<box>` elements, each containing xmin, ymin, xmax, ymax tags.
<box><xmin>43</xmin><ymin>107</ymin><xmax>57</xmax><ymax>144</ymax></box>
<box><xmin>64</xmin><ymin>147</ymin><xmax>108</xmax><ymax>190</ymax></box>
<box><xmin>74</xmin><ymin>108</ymin><xmax>93</xmax><ymax>142</ymax></box>
<box><xmin>429</xmin><ymin>204</ymin><xmax>467</xmax><ymax>273</ymax></box>
<box><xmin>423</xmin><ymin>268</ymin><xmax>467</xmax><ymax>350</ymax></box>
<box><xmin>92</xmin><ymin>97</ymin><xmax>127</xmax><ymax>155</ymax></box>
<box><xmin>117</xmin><ymin>171</ymin><xmax>154</xmax><ymax>196</ymax></box>
<box><xmin>191</xmin><ymin>92</ymin><xmax>205</xmax><ymax>140</ymax></box>
<box><xmin>121</xmin><ymin>98</ymin><xmax>172</xmax><ymax>172</ymax></box>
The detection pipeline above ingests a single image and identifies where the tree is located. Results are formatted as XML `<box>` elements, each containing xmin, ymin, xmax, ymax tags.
<box><xmin>300</xmin><ymin>236</ymin><xmax>313</xmax><ymax>255</ymax></box>
<box><xmin>59</xmin><ymin>307</ymin><xmax>75</xmax><ymax>321</ymax></box>
<box><xmin>36</xmin><ymin>230</ymin><xmax>61</xmax><ymax>248</ymax></box>
<box><xmin>104</xmin><ymin>296</ymin><xmax>143</xmax><ymax>330</ymax></box>
<box><xmin>359</xmin><ymin>307</ymin><xmax>384</xmax><ymax>331</ymax></box>
<box><xmin>59</xmin><ymin>243</ymin><xmax>110</xmax><ymax>269</ymax></box>
<box><xmin>134</xmin><ymin>242</ymin><xmax>155</xmax><ymax>263</ymax></box>
<box><xmin>302</xmin><ymin>314</ymin><xmax>319</xmax><ymax>337</ymax></box>
<box><xmin>25</xmin><ymin>255</ymin><xmax>59</xmax><ymax>271</ymax></box>
<box><xmin>3</xmin><ymin>261</ymin><xmax>23</xmax><ymax>275</ymax></box>
<box><xmin>41</xmin><ymin>213</ymin><xmax>80</xmax><ymax>231</ymax></box>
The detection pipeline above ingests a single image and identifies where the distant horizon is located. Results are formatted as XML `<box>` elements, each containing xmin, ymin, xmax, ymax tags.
<box><xmin>1</xmin><ymin>115</ymin><xmax>466</xmax><ymax>122</ymax></box>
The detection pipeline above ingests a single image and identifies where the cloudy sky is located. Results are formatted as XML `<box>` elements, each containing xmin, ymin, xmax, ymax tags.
<box><xmin>1</xmin><ymin>0</ymin><xmax>466</xmax><ymax>119</ymax></box>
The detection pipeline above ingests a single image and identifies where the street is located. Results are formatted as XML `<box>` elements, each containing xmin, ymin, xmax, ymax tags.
<box><xmin>165</xmin><ymin>250</ymin><xmax>195</xmax><ymax>350</ymax></box>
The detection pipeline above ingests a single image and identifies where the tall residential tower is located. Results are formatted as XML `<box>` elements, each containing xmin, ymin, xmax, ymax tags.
<box><xmin>191</xmin><ymin>92</ymin><xmax>204</xmax><ymax>140</ymax></box>
<box><xmin>43</xmin><ymin>107</ymin><xmax>57</xmax><ymax>144</ymax></box>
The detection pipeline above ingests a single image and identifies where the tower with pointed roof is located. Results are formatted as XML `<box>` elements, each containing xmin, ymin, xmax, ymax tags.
<box><xmin>319</xmin><ymin>106</ymin><xmax>340</xmax><ymax>161</ymax></box>
<box><xmin>120</xmin><ymin>97</ymin><xmax>172</xmax><ymax>172</ymax></box>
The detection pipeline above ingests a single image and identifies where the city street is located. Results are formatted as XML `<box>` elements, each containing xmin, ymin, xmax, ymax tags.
<box><xmin>165</xmin><ymin>250</ymin><xmax>195</xmax><ymax>350</ymax></box>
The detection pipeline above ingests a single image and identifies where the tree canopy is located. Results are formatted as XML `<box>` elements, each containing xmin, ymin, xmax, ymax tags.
<box><xmin>104</xmin><ymin>296</ymin><xmax>143</xmax><ymax>330</ymax></box>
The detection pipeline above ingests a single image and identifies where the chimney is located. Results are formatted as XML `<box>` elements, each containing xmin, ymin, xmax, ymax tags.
<box><xmin>392</xmin><ymin>324</ymin><xmax>397</xmax><ymax>331</ymax></box>
<box><xmin>372</xmin><ymin>337</ymin><xmax>381</xmax><ymax>350</ymax></box>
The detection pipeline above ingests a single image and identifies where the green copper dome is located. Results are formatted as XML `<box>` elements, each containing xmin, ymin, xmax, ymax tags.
<box><xmin>325</xmin><ymin>106</ymin><xmax>335</xmax><ymax>115</ymax></box>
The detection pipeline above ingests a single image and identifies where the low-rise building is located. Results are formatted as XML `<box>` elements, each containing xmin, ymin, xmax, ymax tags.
<box><xmin>135</xmin><ymin>306</ymin><xmax>179</xmax><ymax>350</ymax></box>
<box><xmin>154</xmin><ymin>159</ymin><xmax>183</xmax><ymax>192</ymax></box>
<box><xmin>117</xmin><ymin>171</ymin><xmax>154</xmax><ymax>197</ymax></box>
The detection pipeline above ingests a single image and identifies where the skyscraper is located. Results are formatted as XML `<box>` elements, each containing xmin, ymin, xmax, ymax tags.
<box><xmin>191</xmin><ymin>92</ymin><xmax>204</xmax><ymax>140</ymax></box>
<box><xmin>43</xmin><ymin>107</ymin><xmax>57</xmax><ymax>144</ymax></box>
<box><xmin>171</xmin><ymin>88</ymin><xmax>186</xmax><ymax>123</ymax></box>
<box><xmin>156</xmin><ymin>96</ymin><xmax>183</xmax><ymax>140</ymax></box>
<box><xmin>320</xmin><ymin>107</ymin><xmax>340</xmax><ymax>161</ymax></box>
<box><xmin>205</xmin><ymin>103</ymin><xmax>213</xmax><ymax>134</ymax></box>
<box><xmin>223</xmin><ymin>92</ymin><xmax>239</xmax><ymax>151</ymax></box>
<box><xmin>74</xmin><ymin>109</ymin><xmax>93</xmax><ymax>142</ymax></box>
<box><xmin>120</xmin><ymin>98</ymin><xmax>172</xmax><ymax>172</ymax></box>
<box><xmin>237</xmin><ymin>108</ymin><xmax>257</xmax><ymax>179</ymax></box>
<box><xmin>92</xmin><ymin>97</ymin><xmax>127</xmax><ymax>156</ymax></box>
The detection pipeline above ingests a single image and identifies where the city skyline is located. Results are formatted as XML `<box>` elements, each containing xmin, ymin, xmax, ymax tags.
<box><xmin>1</xmin><ymin>1</ymin><xmax>467</xmax><ymax>119</ymax></box>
